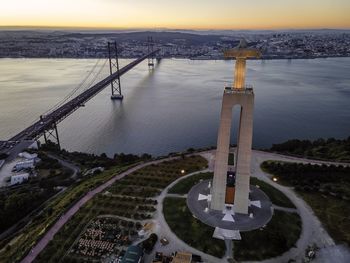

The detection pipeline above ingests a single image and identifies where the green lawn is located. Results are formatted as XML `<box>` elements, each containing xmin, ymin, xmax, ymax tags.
<box><xmin>262</xmin><ymin>160</ymin><xmax>350</xmax><ymax>246</ymax></box>
<box><xmin>168</xmin><ymin>172</ymin><xmax>213</xmax><ymax>195</ymax></box>
<box><xmin>163</xmin><ymin>197</ymin><xmax>225</xmax><ymax>258</ymax></box>
<box><xmin>299</xmin><ymin>192</ymin><xmax>350</xmax><ymax>245</ymax></box>
<box><xmin>250</xmin><ymin>177</ymin><xmax>296</xmax><ymax>208</ymax></box>
<box><xmin>163</xmin><ymin>197</ymin><xmax>301</xmax><ymax>261</ymax></box>
<box><xmin>234</xmin><ymin>210</ymin><xmax>301</xmax><ymax>261</ymax></box>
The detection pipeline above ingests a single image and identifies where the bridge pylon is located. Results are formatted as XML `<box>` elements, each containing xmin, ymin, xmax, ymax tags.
<box><xmin>147</xmin><ymin>36</ymin><xmax>155</xmax><ymax>69</ymax></box>
<box><xmin>41</xmin><ymin>115</ymin><xmax>61</xmax><ymax>150</ymax></box>
<box><xmin>108</xmin><ymin>41</ymin><xmax>123</xmax><ymax>100</ymax></box>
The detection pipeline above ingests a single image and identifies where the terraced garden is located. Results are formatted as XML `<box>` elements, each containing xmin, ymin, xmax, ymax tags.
<box><xmin>32</xmin><ymin>155</ymin><xmax>208</xmax><ymax>263</ymax></box>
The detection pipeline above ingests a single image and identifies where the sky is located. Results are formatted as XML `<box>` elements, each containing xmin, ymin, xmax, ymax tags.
<box><xmin>1</xmin><ymin>0</ymin><xmax>350</xmax><ymax>30</ymax></box>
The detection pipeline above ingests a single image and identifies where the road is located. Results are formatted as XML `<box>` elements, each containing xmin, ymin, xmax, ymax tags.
<box><xmin>46</xmin><ymin>153</ymin><xmax>80</xmax><ymax>179</ymax></box>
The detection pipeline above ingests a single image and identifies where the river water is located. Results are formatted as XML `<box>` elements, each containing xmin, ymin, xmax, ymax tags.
<box><xmin>0</xmin><ymin>58</ymin><xmax>349</xmax><ymax>156</ymax></box>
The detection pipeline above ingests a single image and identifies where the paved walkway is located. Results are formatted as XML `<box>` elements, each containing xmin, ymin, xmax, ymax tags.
<box><xmin>151</xmin><ymin>169</ymin><xmax>227</xmax><ymax>263</ymax></box>
<box><xmin>248</xmin><ymin>150</ymin><xmax>346</xmax><ymax>263</ymax></box>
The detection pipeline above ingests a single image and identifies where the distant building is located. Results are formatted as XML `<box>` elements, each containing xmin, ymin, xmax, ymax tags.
<box><xmin>14</xmin><ymin>159</ymin><xmax>35</xmax><ymax>170</ymax></box>
<box><xmin>121</xmin><ymin>245</ymin><xmax>143</xmax><ymax>263</ymax></box>
<box><xmin>10</xmin><ymin>173</ymin><xmax>29</xmax><ymax>185</ymax></box>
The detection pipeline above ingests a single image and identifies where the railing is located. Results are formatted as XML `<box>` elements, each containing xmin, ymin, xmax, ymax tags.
<box><xmin>224</xmin><ymin>84</ymin><xmax>254</xmax><ymax>94</ymax></box>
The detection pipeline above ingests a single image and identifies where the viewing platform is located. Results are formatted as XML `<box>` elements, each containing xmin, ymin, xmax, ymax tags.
<box><xmin>224</xmin><ymin>85</ymin><xmax>254</xmax><ymax>95</ymax></box>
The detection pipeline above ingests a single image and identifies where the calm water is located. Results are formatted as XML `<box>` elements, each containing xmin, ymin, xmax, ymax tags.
<box><xmin>0</xmin><ymin>58</ymin><xmax>349</xmax><ymax>157</ymax></box>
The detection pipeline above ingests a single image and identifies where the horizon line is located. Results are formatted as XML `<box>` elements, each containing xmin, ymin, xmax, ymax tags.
<box><xmin>1</xmin><ymin>25</ymin><xmax>350</xmax><ymax>32</ymax></box>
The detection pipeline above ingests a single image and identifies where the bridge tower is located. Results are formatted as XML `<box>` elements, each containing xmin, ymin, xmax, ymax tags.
<box><xmin>147</xmin><ymin>36</ymin><xmax>155</xmax><ymax>68</ymax></box>
<box><xmin>41</xmin><ymin>115</ymin><xmax>61</xmax><ymax>150</ymax></box>
<box><xmin>108</xmin><ymin>41</ymin><xmax>123</xmax><ymax>100</ymax></box>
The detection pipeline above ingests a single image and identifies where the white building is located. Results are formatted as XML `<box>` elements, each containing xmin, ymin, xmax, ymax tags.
<box><xmin>18</xmin><ymin>152</ymin><xmax>38</xmax><ymax>160</ymax></box>
<box><xmin>10</xmin><ymin>173</ymin><xmax>29</xmax><ymax>185</ymax></box>
<box><xmin>15</xmin><ymin>159</ymin><xmax>35</xmax><ymax>170</ymax></box>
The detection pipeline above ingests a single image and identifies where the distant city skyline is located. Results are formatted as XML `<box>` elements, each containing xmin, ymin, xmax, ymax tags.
<box><xmin>1</xmin><ymin>0</ymin><xmax>350</xmax><ymax>30</ymax></box>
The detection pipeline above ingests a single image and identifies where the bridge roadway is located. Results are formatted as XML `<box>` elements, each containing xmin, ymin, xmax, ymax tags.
<box><xmin>0</xmin><ymin>49</ymin><xmax>159</xmax><ymax>156</ymax></box>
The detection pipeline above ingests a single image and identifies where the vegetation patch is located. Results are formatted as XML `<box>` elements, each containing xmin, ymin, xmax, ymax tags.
<box><xmin>168</xmin><ymin>172</ymin><xmax>213</xmax><ymax>195</ymax></box>
<box><xmin>163</xmin><ymin>197</ymin><xmax>301</xmax><ymax>261</ymax></box>
<box><xmin>108</xmin><ymin>156</ymin><xmax>208</xmax><ymax>198</ymax></box>
<box><xmin>40</xmin><ymin>140</ymin><xmax>152</xmax><ymax>170</ymax></box>
<box><xmin>234</xmin><ymin>210</ymin><xmax>302</xmax><ymax>261</ymax></box>
<box><xmin>269</xmin><ymin>137</ymin><xmax>350</xmax><ymax>161</ymax></box>
<box><xmin>0</xmin><ymin>165</ymin><xmax>130</xmax><ymax>263</ymax></box>
<box><xmin>250</xmin><ymin>177</ymin><xmax>295</xmax><ymax>208</ymax></box>
<box><xmin>299</xmin><ymin>193</ymin><xmax>350</xmax><ymax>245</ymax></box>
<box><xmin>0</xmin><ymin>153</ymin><xmax>73</xmax><ymax>234</ymax></box>
<box><xmin>29</xmin><ymin>156</ymin><xmax>207</xmax><ymax>263</ymax></box>
<box><xmin>163</xmin><ymin>197</ymin><xmax>225</xmax><ymax>258</ymax></box>
<box><xmin>141</xmin><ymin>233</ymin><xmax>158</xmax><ymax>254</ymax></box>
<box><xmin>262</xmin><ymin>160</ymin><xmax>350</xmax><ymax>246</ymax></box>
<box><xmin>0</xmin><ymin>186</ymin><xmax>56</xmax><ymax>234</ymax></box>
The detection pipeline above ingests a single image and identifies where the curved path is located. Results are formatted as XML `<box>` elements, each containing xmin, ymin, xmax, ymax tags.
<box><xmin>249</xmin><ymin>150</ymin><xmax>341</xmax><ymax>263</ymax></box>
<box><xmin>21</xmin><ymin>157</ymin><xmax>178</xmax><ymax>263</ymax></box>
<box><xmin>151</xmin><ymin>169</ymin><xmax>227</xmax><ymax>263</ymax></box>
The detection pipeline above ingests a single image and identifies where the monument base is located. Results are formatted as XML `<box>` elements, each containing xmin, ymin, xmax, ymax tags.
<box><xmin>187</xmin><ymin>180</ymin><xmax>272</xmax><ymax>232</ymax></box>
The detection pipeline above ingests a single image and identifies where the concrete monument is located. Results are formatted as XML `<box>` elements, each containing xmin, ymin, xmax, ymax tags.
<box><xmin>211</xmin><ymin>39</ymin><xmax>261</xmax><ymax>214</ymax></box>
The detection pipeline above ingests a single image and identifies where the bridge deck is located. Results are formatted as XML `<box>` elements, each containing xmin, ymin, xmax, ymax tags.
<box><xmin>0</xmin><ymin>49</ymin><xmax>159</xmax><ymax>154</ymax></box>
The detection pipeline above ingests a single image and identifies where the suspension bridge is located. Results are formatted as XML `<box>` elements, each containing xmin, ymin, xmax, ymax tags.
<box><xmin>0</xmin><ymin>39</ymin><xmax>159</xmax><ymax>159</ymax></box>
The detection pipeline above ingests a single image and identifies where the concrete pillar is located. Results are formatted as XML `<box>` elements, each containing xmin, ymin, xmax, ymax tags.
<box><xmin>211</xmin><ymin>94</ymin><xmax>233</xmax><ymax>210</ymax></box>
<box><xmin>211</xmin><ymin>91</ymin><xmax>254</xmax><ymax>214</ymax></box>
<box><xmin>234</xmin><ymin>94</ymin><xmax>254</xmax><ymax>214</ymax></box>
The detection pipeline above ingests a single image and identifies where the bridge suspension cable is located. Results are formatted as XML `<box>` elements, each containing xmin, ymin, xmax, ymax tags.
<box><xmin>43</xmin><ymin>58</ymin><xmax>108</xmax><ymax>116</ymax></box>
<box><xmin>81</xmin><ymin>59</ymin><xmax>108</xmax><ymax>93</ymax></box>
